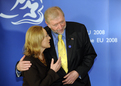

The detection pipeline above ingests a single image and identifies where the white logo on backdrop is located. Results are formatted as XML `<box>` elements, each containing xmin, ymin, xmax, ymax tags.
<box><xmin>0</xmin><ymin>0</ymin><xmax>44</xmax><ymax>25</ymax></box>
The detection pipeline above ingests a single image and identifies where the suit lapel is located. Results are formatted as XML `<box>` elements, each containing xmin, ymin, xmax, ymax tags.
<box><xmin>47</xmin><ymin>29</ymin><xmax>58</xmax><ymax>62</ymax></box>
<box><xmin>49</xmin><ymin>37</ymin><xmax>58</xmax><ymax>61</ymax></box>
<box><xmin>66</xmin><ymin>24</ymin><xmax>75</xmax><ymax>64</ymax></box>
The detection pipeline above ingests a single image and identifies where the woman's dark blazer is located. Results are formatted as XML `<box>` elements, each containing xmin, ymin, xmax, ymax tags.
<box><xmin>44</xmin><ymin>22</ymin><xmax>97</xmax><ymax>86</ymax></box>
<box><xmin>22</xmin><ymin>51</ymin><xmax>59</xmax><ymax>86</ymax></box>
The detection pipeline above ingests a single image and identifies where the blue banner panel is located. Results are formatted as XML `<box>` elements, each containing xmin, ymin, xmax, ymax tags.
<box><xmin>0</xmin><ymin>0</ymin><xmax>121</xmax><ymax>86</ymax></box>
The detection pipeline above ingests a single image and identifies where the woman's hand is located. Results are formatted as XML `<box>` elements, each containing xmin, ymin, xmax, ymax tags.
<box><xmin>50</xmin><ymin>57</ymin><xmax>61</xmax><ymax>72</ymax></box>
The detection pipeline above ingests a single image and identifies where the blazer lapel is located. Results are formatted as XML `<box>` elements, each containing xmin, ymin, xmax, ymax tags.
<box><xmin>66</xmin><ymin>26</ymin><xmax>75</xmax><ymax>64</ymax></box>
<box><xmin>49</xmin><ymin>37</ymin><xmax>58</xmax><ymax>62</ymax></box>
<box><xmin>47</xmin><ymin>30</ymin><xmax>58</xmax><ymax>62</ymax></box>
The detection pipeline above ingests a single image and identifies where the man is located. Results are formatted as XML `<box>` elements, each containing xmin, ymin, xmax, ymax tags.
<box><xmin>16</xmin><ymin>6</ymin><xmax>97</xmax><ymax>86</ymax></box>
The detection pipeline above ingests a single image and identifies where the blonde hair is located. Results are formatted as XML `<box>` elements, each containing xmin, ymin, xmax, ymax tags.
<box><xmin>24</xmin><ymin>26</ymin><xmax>44</xmax><ymax>58</ymax></box>
<box><xmin>44</xmin><ymin>6</ymin><xmax>64</xmax><ymax>24</ymax></box>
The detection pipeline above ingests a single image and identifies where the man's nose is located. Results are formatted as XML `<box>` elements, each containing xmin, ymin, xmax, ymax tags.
<box><xmin>58</xmin><ymin>24</ymin><xmax>62</xmax><ymax>30</ymax></box>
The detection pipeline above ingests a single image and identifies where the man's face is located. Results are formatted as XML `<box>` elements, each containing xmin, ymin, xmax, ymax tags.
<box><xmin>46</xmin><ymin>13</ymin><xmax>66</xmax><ymax>34</ymax></box>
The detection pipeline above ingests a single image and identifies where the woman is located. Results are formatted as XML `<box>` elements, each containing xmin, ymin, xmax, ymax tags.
<box><xmin>22</xmin><ymin>26</ymin><xmax>61</xmax><ymax>86</ymax></box>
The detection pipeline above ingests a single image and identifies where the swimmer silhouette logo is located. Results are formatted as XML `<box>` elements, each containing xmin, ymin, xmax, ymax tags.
<box><xmin>0</xmin><ymin>0</ymin><xmax>44</xmax><ymax>25</ymax></box>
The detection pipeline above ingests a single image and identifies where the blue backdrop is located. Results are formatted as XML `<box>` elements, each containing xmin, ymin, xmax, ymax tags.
<box><xmin>0</xmin><ymin>0</ymin><xmax>121</xmax><ymax>86</ymax></box>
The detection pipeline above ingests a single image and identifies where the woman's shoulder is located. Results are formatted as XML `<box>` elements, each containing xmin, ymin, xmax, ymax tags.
<box><xmin>24</xmin><ymin>55</ymin><xmax>35</xmax><ymax>61</ymax></box>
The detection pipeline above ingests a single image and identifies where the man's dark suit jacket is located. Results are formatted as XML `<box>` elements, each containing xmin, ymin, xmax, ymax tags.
<box><xmin>22</xmin><ymin>52</ymin><xmax>59</xmax><ymax>86</ymax></box>
<box><xmin>44</xmin><ymin>22</ymin><xmax>97</xmax><ymax>86</ymax></box>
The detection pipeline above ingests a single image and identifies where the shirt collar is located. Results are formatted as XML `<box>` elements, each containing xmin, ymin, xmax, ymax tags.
<box><xmin>51</xmin><ymin>30</ymin><xmax>66</xmax><ymax>39</ymax></box>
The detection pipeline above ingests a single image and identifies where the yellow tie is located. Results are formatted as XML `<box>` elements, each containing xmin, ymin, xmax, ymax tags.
<box><xmin>58</xmin><ymin>34</ymin><xmax>68</xmax><ymax>73</ymax></box>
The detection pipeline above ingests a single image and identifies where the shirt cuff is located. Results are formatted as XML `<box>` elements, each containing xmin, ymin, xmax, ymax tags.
<box><xmin>79</xmin><ymin>75</ymin><xmax>81</xmax><ymax>79</ymax></box>
<box><xmin>16</xmin><ymin>69</ymin><xmax>21</xmax><ymax>77</ymax></box>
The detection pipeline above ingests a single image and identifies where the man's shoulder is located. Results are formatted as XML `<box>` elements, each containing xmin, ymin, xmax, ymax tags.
<box><xmin>66</xmin><ymin>21</ymin><xmax>86</xmax><ymax>31</ymax></box>
<box><xmin>44</xmin><ymin>26</ymin><xmax>49</xmax><ymax>30</ymax></box>
<box><xmin>66</xmin><ymin>21</ymin><xmax>84</xmax><ymax>26</ymax></box>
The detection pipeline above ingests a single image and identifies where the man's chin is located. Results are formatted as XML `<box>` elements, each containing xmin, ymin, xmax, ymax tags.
<box><xmin>52</xmin><ymin>29</ymin><xmax>64</xmax><ymax>34</ymax></box>
<box><xmin>58</xmin><ymin>32</ymin><xmax>64</xmax><ymax>35</ymax></box>
<box><xmin>58</xmin><ymin>30</ymin><xmax>64</xmax><ymax>34</ymax></box>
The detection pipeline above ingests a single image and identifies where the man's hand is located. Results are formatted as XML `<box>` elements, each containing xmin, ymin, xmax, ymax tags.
<box><xmin>62</xmin><ymin>70</ymin><xmax>79</xmax><ymax>85</ymax></box>
<box><xmin>17</xmin><ymin>55</ymin><xmax>32</xmax><ymax>71</ymax></box>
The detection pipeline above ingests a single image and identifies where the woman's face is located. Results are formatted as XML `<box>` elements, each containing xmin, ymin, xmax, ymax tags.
<box><xmin>41</xmin><ymin>29</ymin><xmax>51</xmax><ymax>49</ymax></box>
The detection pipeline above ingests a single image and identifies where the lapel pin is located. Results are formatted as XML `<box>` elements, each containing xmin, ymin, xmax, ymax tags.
<box><xmin>71</xmin><ymin>38</ymin><xmax>74</xmax><ymax>40</ymax></box>
<box><xmin>68</xmin><ymin>45</ymin><xmax>71</xmax><ymax>48</ymax></box>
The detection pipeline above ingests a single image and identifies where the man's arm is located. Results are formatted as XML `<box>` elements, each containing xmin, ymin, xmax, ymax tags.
<box><xmin>15</xmin><ymin>55</ymin><xmax>32</xmax><ymax>77</ymax></box>
<box><xmin>62</xmin><ymin>23</ymin><xmax>97</xmax><ymax>85</ymax></box>
<box><xmin>75</xmin><ymin>24</ymin><xmax>97</xmax><ymax>78</ymax></box>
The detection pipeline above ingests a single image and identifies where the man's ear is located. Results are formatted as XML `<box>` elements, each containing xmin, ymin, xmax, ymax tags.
<box><xmin>45</xmin><ymin>21</ymin><xmax>51</xmax><ymax>28</ymax></box>
<box><xmin>45</xmin><ymin>21</ymin><xmax>49</xmax><ymax>26</ymax></box>
<box><xmin>45</xmin><ymin>21</ymin><xmax>48</xmax><ymax>25</ymax></box>
<box><xmin>45</xmin><ymin>21</ymin><xmax>50</xmax><ymax>27</ymax></box>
